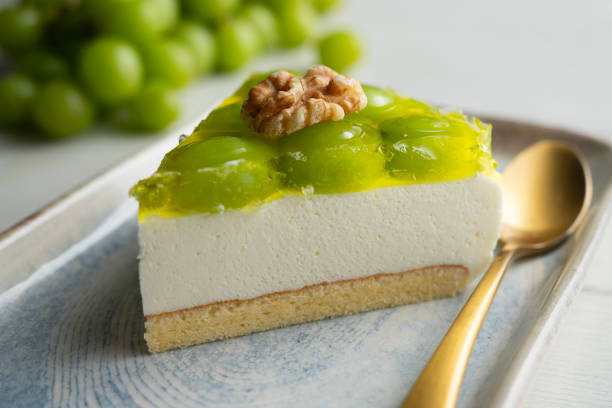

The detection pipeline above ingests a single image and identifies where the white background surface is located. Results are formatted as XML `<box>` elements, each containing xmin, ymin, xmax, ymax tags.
<box><xmin>2</xmin><ymin>0</ymin><xmax>611</xmax><ymax>406</ymax></box>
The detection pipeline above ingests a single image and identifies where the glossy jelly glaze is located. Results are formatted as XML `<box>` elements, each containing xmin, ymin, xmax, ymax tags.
<box><xmin>130</xmin><ymin>73</ymin><xmax>496</xmax><ymax>219</ymax></box>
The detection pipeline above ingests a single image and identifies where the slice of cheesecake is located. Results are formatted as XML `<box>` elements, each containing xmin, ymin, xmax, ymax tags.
<box><xmin>131</xmin><ymin>66</ymin><xmax>503</xmax><ymax>353</ymax></box>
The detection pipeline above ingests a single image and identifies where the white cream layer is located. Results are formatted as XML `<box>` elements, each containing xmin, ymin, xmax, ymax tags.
<box><xmin>138</xmin><ymin>174</ymin><xmax>503</xmax><ymax>316</ymax></box>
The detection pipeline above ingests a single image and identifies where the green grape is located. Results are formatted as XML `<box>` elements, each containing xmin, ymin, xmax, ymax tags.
<box><xmin>157</xmin><ymin>136</ymin><xmax>280</xmax><ymax>213</ymax></box>
<box><xmin>216</xmin><ymin>19</ymin><xmax>259</xmax><ymax>71</ymax></box>
<box><xmin>274</xmin><ymin>0</ymin><xmax>316</xmax><ymax>48</ymax></box>
<box><xmin>193</xmin><ymin>102</ymin><xmax>256</xmax><ymax>138</ymax></box>
<box><xmin>103</xmin><ymin>0</ymin><xmax>177</xmax><ymax>47</ymax></box>
<box><xmin>153</xmin><ymin>0</ymin><xmax>179</xmax><ymax>31</ymax></box>
<box><xmin>0</xmin><ymin>6</ymin><xmax>43</xmax><ymax>51</ymax></box>
<box><xmin>352</xmin><ymin>86</ymin><xmax>431</xmax><ymax>123</ymax></box>
<box><xmin>381</xmin><ymin>116</ymin><xmax>474</xmax><ymax>139</ymax></box>
<box><xmin>79</xmin><ymin>37</ymin><xmax>143</xmax><ymax>104</ymax></box>
<box><xmin>362</xmin><ymin>85</ymin><xmax>395</xmax><ymax>109</ymax></box>
<box><xmin>318</xmin><ymin>31</ymin><xmax>362</xmax><ymax>72</ymax></box>
<box><xmin>143</xmin><ymin>39</ymin><xmax>197</xmax><ymax>87</ymax></box>
<box><xmin>381</xmin><ymin>116</ymin><xmax>481</xmax><ymax>181</ymax></box>
<box><xmin>128</xmin><ymin>82</ymin><xmax>180</xmax><ymax>131</ymax></box>
<box><xmin>32</xmin><ymin>80</ymin><xmax>94</xmax><ymax>138</ymax></box>
<box><xmin>18</xmin><ymin>50</ymin><xmax>69</xmax><ymax>81</ymax></box>
<box><xmin>279</xmin><ymin>120</ymin><xmax>385</xmax><ymax>193</ymax></box>
<box><xmin>0</xmin><ymin>73</ymin><xmax>36</xmax><ymax>126</ymax></box>
<box><xmin>172</xmin><ymin>21</ymin><xmax>216</xmax><ymax>74</ymax></box>
<box><xmin>162</xmin><ymin>135</ymin><xmax>275</xmax><ymax>170</ymax></box>
<box><xmin>241</xmin><ymin>4</ymin><xmax>279</xmax><ymax>50</ymax></box>
<box><xmin>350</xmin><ymin>85</ymin><xmax>395</xmax><ymax>123</ymax></box>
<box><xmin>312</xmin><ymin>0</ymin><xmax>342</xmax><ymax>12</ymax></box>
<box><xmin>182</xmin><ymin>0</ymin><xmax>240</xmax><ymax>23</ymax></box>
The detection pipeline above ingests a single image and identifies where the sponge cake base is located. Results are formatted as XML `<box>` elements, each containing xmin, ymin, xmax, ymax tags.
<box><xmin>144</xmin><ymin>264</ymin><xmax>469</xmax><ymax>353</ymax></box>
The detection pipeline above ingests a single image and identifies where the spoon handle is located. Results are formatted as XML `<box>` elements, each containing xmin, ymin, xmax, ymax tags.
<box><xmin>401</xmin><ymin>249</ymin><xmax>516</xmax><ymax>408</ymax></box>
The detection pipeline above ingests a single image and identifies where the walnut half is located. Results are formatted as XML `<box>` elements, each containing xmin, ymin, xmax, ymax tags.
<box><xmin>241</xmin><ymin>65</ymin><xmax>367</xmax><ymax>139</ymax></box>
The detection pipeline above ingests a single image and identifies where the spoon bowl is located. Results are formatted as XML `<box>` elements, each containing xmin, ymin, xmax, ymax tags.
<box><xmin>402</xmin><ymin>140</ymin><xmax>592</xmax><ymax>408</ymax></box>
<box><xmin>501</xmin><ymin>141</ymin><xmax>592</xmax><ymax>252</ymax></box>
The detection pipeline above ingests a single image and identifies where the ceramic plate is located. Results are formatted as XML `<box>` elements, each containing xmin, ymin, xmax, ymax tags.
<box><xmin>1</xmin><ymin>118</ymin><xmax>611</xmax><ymax>408</ymax></box>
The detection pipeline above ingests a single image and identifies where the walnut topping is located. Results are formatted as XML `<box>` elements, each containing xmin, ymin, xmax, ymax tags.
<box><xmin>241</xmin><ymin>65</ymin><xmax>367</xmax><ymax>139</ymax></box>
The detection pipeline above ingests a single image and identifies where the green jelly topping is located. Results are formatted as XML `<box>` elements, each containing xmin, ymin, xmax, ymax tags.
<box><xmin>131</xmin><ymin>73</ymin><xmax>496</xmax><ymax>218</ymax></box>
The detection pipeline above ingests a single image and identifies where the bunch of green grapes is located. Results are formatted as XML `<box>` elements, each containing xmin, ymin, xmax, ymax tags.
<box><xmin>0</xmin><ymin>0</ymin><xmax>361</xmax><ymax>139</ymax></box>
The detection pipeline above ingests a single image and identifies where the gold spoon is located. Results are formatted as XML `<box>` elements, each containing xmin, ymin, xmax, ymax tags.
<box><xmin>402</xmin><ymin>140</ymin><xmax>592</xmax><ymax>408</ymax></box>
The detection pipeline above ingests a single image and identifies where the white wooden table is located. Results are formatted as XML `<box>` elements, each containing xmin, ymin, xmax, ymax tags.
<box><xmin>2</xmin><ymin>0</ymin><xmax>611</xmax><ymax>406</ymax></box>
